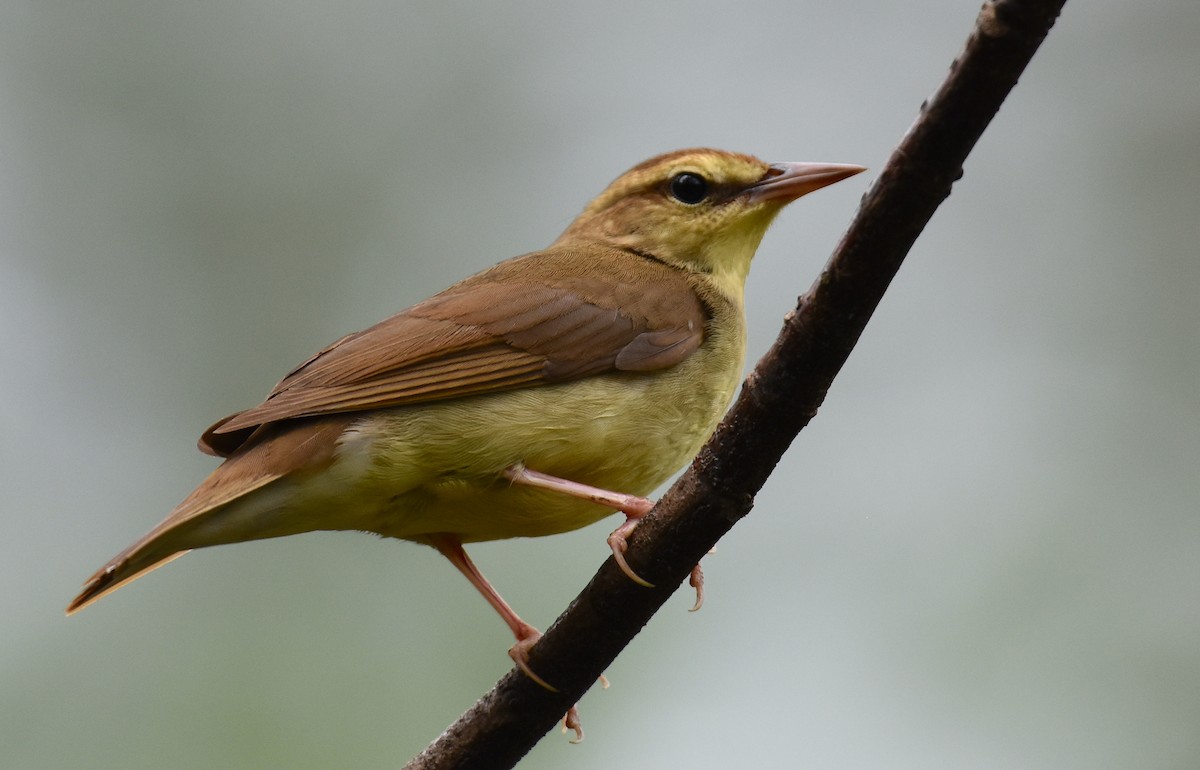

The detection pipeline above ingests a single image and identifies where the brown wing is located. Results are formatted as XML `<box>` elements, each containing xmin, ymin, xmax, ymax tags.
<box><xmin>201</xmin><ymin>244</ymin><xmax>707</xmax><ymax>456</ymax></box>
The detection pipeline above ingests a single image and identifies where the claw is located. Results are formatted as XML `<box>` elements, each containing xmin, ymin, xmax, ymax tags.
<box><xmin>508</xmin><ymin>631</ymin><xmax>558</xmax><ymax>692</ymax></box>
<box><xmin>688</xmin><ymin>563</ymin><xmax>704</xmax><ymax>612</ymax></box>
<box><xmin>512</xmin><ymin>629</ymin><xmax>591</xmax><ymax>743</ymax></box>
<box><xmin>430</xmin><ymin>532</ymin><xmax>593</xmax><ymax>739</ymax></box>
<box><xmin>562</xmin><ymin>705</ymin><xmax>584</xmax><ymax>743</ymax></box>
<box><xmin>502</xmin><ymin>464</ymin><xmax>660</xmax><ymax>588</ymax></box>
<box><xmin>607</xmin><ymin>530</ymin><xmax>654</xmax><ymax>587</ymax></box>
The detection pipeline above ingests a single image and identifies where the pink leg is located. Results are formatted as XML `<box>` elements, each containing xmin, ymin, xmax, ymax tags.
<box><xmin>503</xmin><ymin>465</ymin><xmax>657</xmax><ymax>587</ymax></box>
<box><xmin>502</xmin><ymin>465</ymin><xmax>654</xmax><ymax>517</ymax></box>
<box><xmin>502</xmin><ymin>465</ymin><xmax>710</xmax><ymax>611</ymax></box>
<box><xmin>429</xmin><ymin>534</ymin><xmax>552</xmax><ymax>688</ymax></box>
<box><xmin>429</xmin><ymin>534</ymin><xmax>583</xmax><ymax>740</ymax></box>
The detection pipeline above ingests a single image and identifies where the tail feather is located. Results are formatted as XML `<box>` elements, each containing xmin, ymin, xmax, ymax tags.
<box><xmin>66</xmin><ymin>416</ymin><xmax>350</xmax><ymax>615</ymax></box>
<box><xmin>66</xmin><ymin>549</ymin><xmax>189</xmax><ymax>615</ymax></box>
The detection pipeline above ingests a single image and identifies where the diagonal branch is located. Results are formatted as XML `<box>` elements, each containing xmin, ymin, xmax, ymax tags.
<box><xmin>404</xmin><ymin>1</ymin><xmax>1069</xmax><ymax>767</ymax></box>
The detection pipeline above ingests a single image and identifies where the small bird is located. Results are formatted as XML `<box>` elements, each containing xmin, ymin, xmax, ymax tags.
<box><xmin>68</xmin><ymin>148</ymin><xmax>863</xmax><ymax>710</ymax></box>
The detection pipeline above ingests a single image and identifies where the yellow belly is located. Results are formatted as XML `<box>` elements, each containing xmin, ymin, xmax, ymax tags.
<box><xmin>327</xmin><ymin>329</ymin><xmax>744</xmax><ymax>543</ymax></box>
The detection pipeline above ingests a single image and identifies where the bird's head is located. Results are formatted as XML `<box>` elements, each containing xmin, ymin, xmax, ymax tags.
<box><xmin>555</xmin><ymin>148</ymin><xmax>865</xmax><ymax>298</ymax></box>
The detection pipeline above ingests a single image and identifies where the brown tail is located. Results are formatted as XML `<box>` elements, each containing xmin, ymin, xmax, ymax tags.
<box><xmin>66</xmin><ymin>547</ymin><xmax>189</xmax><ymax>615</ymax></box>
<box><xmin>66</xmin><ymin>415</ymin><xmax>351</xmax><ymax>616</ymax></box>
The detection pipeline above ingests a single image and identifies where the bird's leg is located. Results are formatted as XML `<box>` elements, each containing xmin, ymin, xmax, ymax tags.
<box><xmin>428</xmin><ymin>534</ymin><xmax>553</xmax><ymax>689</ymax></box>
<box><xmin>502</xmin><ymin>465</ymin><xmax>704</xmax><ymax>608</ymax></box>
<box><xmin>428</xmin><ymin>534</ymin><xmax>584</xmax><ymax>741</ymax></box>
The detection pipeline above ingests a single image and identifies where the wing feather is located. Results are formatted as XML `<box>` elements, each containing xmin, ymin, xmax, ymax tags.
<box><xmin>201</xmin><ymin>245</ymin><xmax>708</xmax><ymax>456</ymax></box>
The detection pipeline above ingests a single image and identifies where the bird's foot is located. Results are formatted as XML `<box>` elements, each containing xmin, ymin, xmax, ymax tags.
<box><xmin>508</xmin><ymin>627</ymin><xmax>557</xmax><ymax>692</ymax></box>
<box><xmin>509</xmin><ymin>627</ymin><xmax>593</xmax><ymax>743</ymax></box>
<box><xmin>606</xmin><ymin>516</ymin><xmax>654</xmax><ymax>587</ymax></box>
<box><xmin>502</xmin><ymin>464</ymin><xmax>705</xmax><ymax>606</ymax></box>
<box><xmin>688</xmin><ymin>562</ymin><xmax>704</xmax><ymax>612</ymax></box>
<box><xmin>562</xmin><ymin>705</ymin><xmax>585</xmax><ymax>743</ymax></box>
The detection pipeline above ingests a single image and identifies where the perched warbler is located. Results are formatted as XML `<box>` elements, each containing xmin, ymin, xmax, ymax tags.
<box><xmin>68</xmin><ymin>148</ymin><xmax>863</xmax><ymax>693</ymax></box>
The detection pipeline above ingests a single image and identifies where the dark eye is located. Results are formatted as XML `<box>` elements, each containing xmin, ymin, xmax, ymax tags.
<box><xmin>669</xmin><ymin>172</ymin><xmax>708</xmax><ymax>204</ymax></box>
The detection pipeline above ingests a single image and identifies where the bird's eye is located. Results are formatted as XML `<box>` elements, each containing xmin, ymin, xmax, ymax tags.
<box><xmin>669</xmin><ymin>172</ymin><xmax>709</xmax><ymax>205</ymax></box>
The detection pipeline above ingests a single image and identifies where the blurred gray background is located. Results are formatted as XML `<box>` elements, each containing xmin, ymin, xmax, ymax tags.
<box><xmin>3</xmin><ymin>1</ymin><xmax>1197</xmax><ymax>768</ymax></box>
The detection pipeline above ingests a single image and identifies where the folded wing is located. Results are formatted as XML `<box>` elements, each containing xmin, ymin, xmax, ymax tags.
<box><xmin>202</xmin><ymin>245</ymin><xmax>707</xmax><ymax>456</ymax></box>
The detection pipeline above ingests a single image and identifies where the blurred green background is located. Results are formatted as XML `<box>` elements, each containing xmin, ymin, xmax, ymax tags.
<box><xmin>3</xmin><ymin>1</ymin><xmax>1198</xmax><ymax>768</ymax></box>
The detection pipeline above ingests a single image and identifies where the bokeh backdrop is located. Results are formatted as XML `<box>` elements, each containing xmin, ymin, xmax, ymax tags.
<box><xmin>3</xmin><ymin>1</ymin><xmax>1197</xmax><ymax>768</ymax></box>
